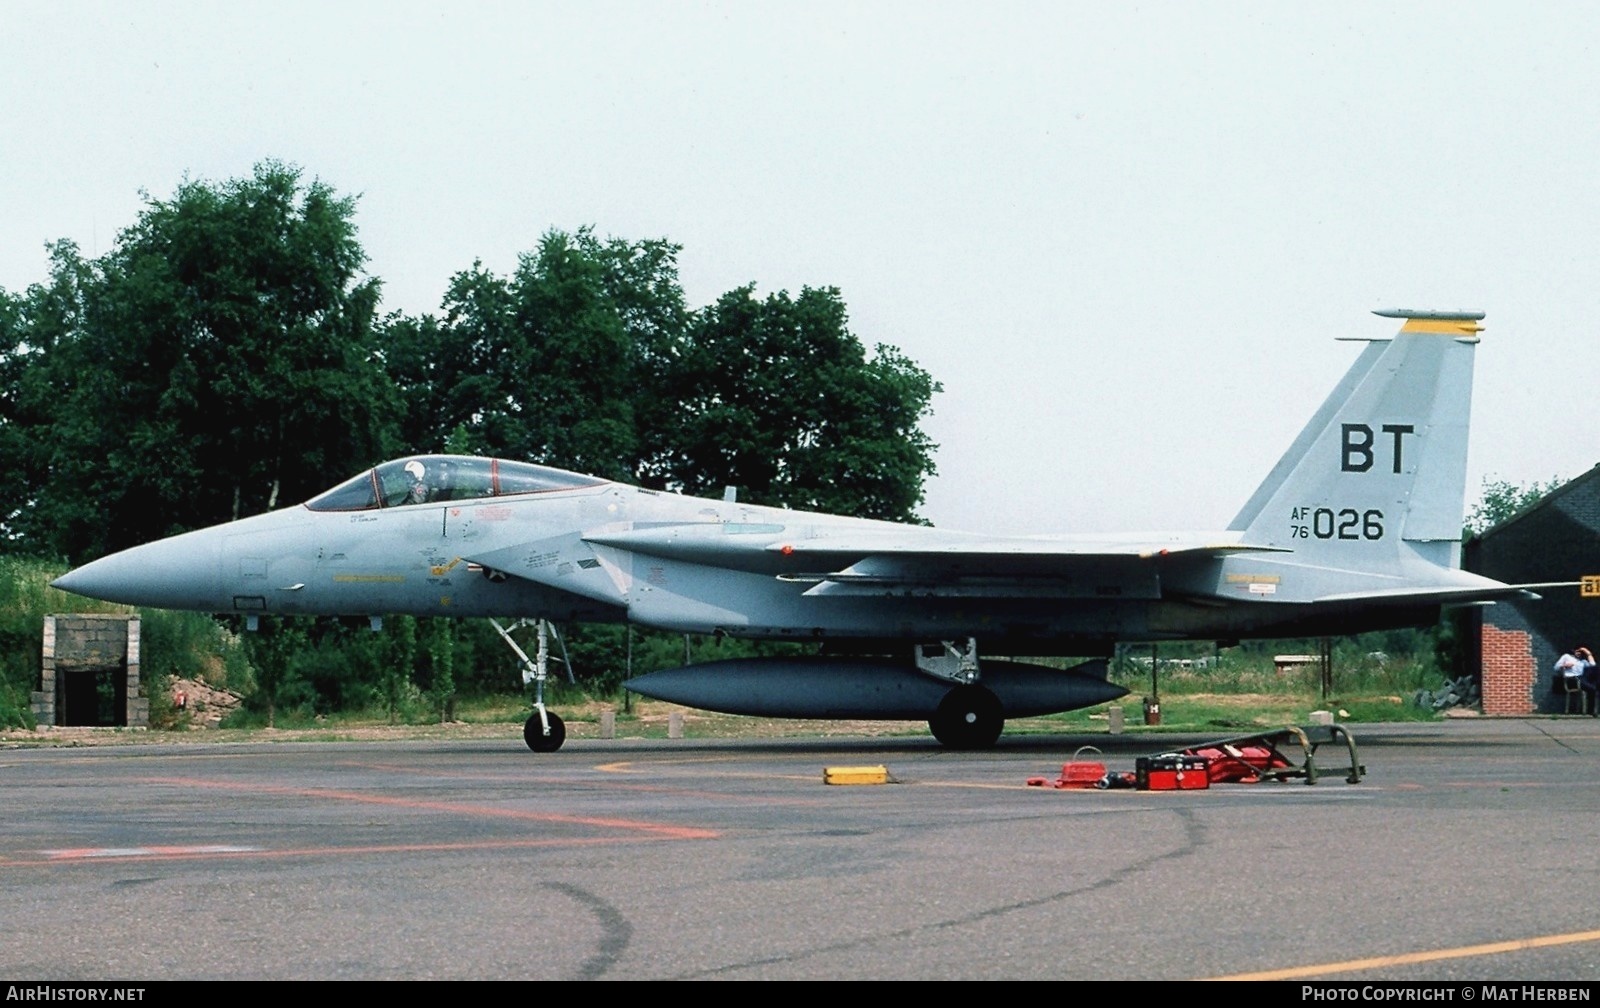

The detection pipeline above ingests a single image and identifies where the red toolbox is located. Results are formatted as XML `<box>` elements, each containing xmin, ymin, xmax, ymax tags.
<box><xmin>1135</xmin><ymin>755</ymin><xmax>1210</xmax><ymax>791</ymax></box>
<box><xmin>1026</xmin><ymin>746</ymin><xmax>1108</xmax><ymax>789</ymax></box>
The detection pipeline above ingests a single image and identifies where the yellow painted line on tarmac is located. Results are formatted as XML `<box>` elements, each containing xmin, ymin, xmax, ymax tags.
<box><xmin>596</xmin><ymin>759</ymin><xmax>856</xmax><ymax>794</ymax></box>
<box><xmin>1206</xmin><ymin>928</ymin><xmax>1600</xmax><ymax>980</ymax></box>
<box><xmin>597</xmin><ymin>757</ymin><xmax>748</xmax><ymax>772</ymax></box>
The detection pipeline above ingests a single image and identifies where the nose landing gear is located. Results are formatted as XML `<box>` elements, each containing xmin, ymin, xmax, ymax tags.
<box><xmin>492</xmin><ymin>617</ymin><xmax>572</xmax><ymax>753</ymax></box>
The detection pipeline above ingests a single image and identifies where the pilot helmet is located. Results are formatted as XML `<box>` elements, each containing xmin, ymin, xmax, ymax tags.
<box><xmin>404</xmin><ymin>460</ymin><xmax>425</xmax><ymax>483</ymax></box>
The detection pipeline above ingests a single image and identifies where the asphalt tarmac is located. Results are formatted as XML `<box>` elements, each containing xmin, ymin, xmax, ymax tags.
<box><xmin>5</xmin><ymin>718</ymin><xmax>1600</xmax><ymax>981</ymax></box>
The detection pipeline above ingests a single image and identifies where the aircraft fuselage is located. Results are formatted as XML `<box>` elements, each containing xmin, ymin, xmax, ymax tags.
<box><xmin>56</xmin><ymin>471</ymin><xmax>1443</xmax><ymax>654</ymax></box>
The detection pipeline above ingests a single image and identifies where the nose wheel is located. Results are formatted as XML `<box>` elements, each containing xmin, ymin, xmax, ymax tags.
<box><xmin>928</xmin><ymin>684</ymin><xmax>1004</xmax><ymax>749</ymax></box>
<box><xmin>524</xmin><ymin>711</ymin><xmax>566</xmax><ymax>753</ymax></box>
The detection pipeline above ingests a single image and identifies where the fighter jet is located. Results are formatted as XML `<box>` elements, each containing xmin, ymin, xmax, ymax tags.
<box><xmin>53</xmin><ymin>309</ymin><xmax>1566</xmax><ymax>751</ymax></box>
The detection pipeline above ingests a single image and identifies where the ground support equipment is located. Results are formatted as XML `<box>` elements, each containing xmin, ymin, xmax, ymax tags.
<box><xmin>1025</xmin><ymin>724</ymin><xmax>1364</xmax><ymax>791</ymax></box>
<box><xmin>1134</xmin><ymin>754</ymin><xmax>1210</xmax><ymax>790</ymax></box>
<box><xmin>1160</xmin><ymin>724</ymin><xmax>1364</xmax><ymax>785</ymax></box>
<box><xmin>1026</xmin><ymin>746</ymin><xmax>1109</xmax><ymax>789</ymax></box>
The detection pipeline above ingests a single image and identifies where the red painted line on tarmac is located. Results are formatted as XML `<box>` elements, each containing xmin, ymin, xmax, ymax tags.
<box><xmin>2</xmin><ymin>769</ymin><xmax>746</xmax><ymax>867</ymax></box>
<box><xmin>133</xmin><ymin>775</ymin><xmax>720</xmax><ymax>839</ymax></box>
<box><xmin>546</xmin><ymin>779</ymin><xmax>826</xmax><ymax>802</ymax></box>
<box><xmin>336</xmin><ymin>760</ymin><xmax>827</xmax><ymax>804</ymax></box>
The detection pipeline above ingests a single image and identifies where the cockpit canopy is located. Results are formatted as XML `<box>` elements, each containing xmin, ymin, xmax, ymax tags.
<box><xmin>305</xmin><ymin>455</ymin><xmax>608</xmax><ymax>512</ymax></box>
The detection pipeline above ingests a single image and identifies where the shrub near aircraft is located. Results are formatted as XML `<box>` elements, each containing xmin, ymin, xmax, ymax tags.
<box><xmin>53</xmin><ymin>310</ymin><xmax>1571</xmax><ymax>752</ymax></box>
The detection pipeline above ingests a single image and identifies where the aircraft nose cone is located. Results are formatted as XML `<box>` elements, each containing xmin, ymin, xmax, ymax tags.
<box><xmin>53</xmin><ymin>531</ymin><xmax>223</xmax><ymax>610</ymax></box>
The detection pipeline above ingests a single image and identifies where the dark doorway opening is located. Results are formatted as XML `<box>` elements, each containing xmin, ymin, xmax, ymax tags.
<box><xmin>57</xmin><ymin>666</ymin><xmax>125</xmax><ymax>727</ymax></box>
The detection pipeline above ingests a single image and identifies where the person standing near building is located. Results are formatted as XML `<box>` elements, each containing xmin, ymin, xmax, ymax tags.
<box><xmin>1579</xmin><ymin>647</ymin><xmax>1600</xmax><ymax>716</ymax></box>
<box><xmin>1557</xmin><ymin>647</ymin><xmax>1598</xmax><ymax>714</ymax></box>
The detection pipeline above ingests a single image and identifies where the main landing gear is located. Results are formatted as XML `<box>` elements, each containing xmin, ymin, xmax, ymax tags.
<box><xmin>917</xmin><ymin>638</ymin><xmax>1005</xmax><ymax>749</ymax></box>
<box><xmin>928</xmin><ymin>684</ymin><xmax>1004</xmax><ymax>749</ymax></box>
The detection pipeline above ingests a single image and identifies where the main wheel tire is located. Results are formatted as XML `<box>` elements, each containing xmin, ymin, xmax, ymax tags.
<box><xmin>524</xmin><ymin>712</ymin><xmax>567</xmax><ymax>752</ymax></box>
<box><xmin>928</xmin><ymin>685</ymin><xmax>1004</xmax><ymax>749</ymax></box>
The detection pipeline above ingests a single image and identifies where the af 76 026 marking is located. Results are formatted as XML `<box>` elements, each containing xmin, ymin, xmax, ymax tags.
<box><xmin>1290</xmin><ymin>507</ymin><xmax>1385</xmax><ymax>540</ymax></box>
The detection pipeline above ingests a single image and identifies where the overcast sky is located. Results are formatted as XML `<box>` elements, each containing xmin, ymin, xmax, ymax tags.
<box><xmin>3</xmin><ymin>2</ymin><xmax>1596</xmax><ymax>535</ymax></box>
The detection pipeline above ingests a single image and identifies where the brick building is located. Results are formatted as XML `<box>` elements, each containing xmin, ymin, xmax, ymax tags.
<box><xmin>1464</xmin><ymin>465</ymin><xmax>1600</xmax><ymax>715</ymax></box>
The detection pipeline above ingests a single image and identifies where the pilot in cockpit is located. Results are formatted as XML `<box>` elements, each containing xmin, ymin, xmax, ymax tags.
<box><xmin>403</xmin><ymin>460</ymin><xmax>429</xmax><ymax>505</ymax></box>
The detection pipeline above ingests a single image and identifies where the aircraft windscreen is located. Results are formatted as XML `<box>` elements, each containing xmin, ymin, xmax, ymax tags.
<box><xmin>304</xmin><ymin>456</ymin><xmax>607</xmax><ymax>511</ymax></box>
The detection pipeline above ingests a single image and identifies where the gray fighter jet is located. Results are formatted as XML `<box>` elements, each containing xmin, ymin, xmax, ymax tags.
<box><xmin>53</xmin><ymin>309</ymin><xmax>1567</xmax><ymax>751</ymax></box>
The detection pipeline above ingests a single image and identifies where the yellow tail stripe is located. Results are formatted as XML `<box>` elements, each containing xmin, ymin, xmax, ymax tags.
<box><xmin>1400</xmin><ymin>317</ymin><xmax>1484</xmax><ymax>334</ymax></box>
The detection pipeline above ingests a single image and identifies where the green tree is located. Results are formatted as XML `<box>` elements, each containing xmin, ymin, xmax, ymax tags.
<box><xmin>379</xmin><ymin>264</ymin><xmax>515</xmax><ymax>457</ymax></box>
<box><xmin>649</xmin><ymin>285</ymin><xmax>940</xmax><ymax>521</ymax></box>
<box><xmin>382</xmin><ymin>228</ymin><xmax>686</xmax><ymax>481</ymax></box>
<box><xmin>379</xmin><ymin>615</ymin><xmax>418</xmax><ymax>725</ymax></box>
<box><xmin>383</xmin><ymin>233</ymin><xmax>938</xmax><ymax>522</ymax></box>
<box><xmin>5</xmin><ymin>162</ymin><xmax>398</xmax><ymax>561</ymax></box>
<box><xmin>421</xmin><ymin>618</ymin><xmax>458</xmax><ymax>722</ymax></box>
<box><xmin>0</xmin><ymin>242</ymin><xmax>100</xmax><ymax>552</ymax></box>
<box><xmin>242</xmin><ymin>617</ymin><xmax>311</xmax><ymax>729</ymax></box>
<box><xmin>1465</xmin><ymin>476</ymin><xmax>1563</xmax><ymax>536</ymax></box>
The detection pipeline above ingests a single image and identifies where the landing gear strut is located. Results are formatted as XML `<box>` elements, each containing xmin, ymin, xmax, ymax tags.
<box><xmin>916</xmin><ymin>638</ymin><xmax>1004</xmax><ymax>749</ymax></box>
<box><xmin>492</xmin><ymin>618</ymin><xmax>571</xmax><ymax>753</ymax></box>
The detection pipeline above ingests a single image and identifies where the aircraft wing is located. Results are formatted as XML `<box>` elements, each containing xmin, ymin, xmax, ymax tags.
<box><xmin>583</xmin><ymin>524</ymin><xmax>1289</xmax><ymax>600</ymax></box>
<box><xmin>772</xmin><ymin>535</ymin><xmax>1284</xmax><ymax>562</ymax></box>
<box><xmin>585</xmin><ymin>523</ymin><xmax>1285</xmax><ymax>561</ymax></box>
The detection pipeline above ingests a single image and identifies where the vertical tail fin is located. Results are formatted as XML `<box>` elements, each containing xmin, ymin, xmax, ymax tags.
<box><xmin>1228</xmin><ymin>310</ymin><xmax>1483</xmax><ymax>582</ymax></box>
